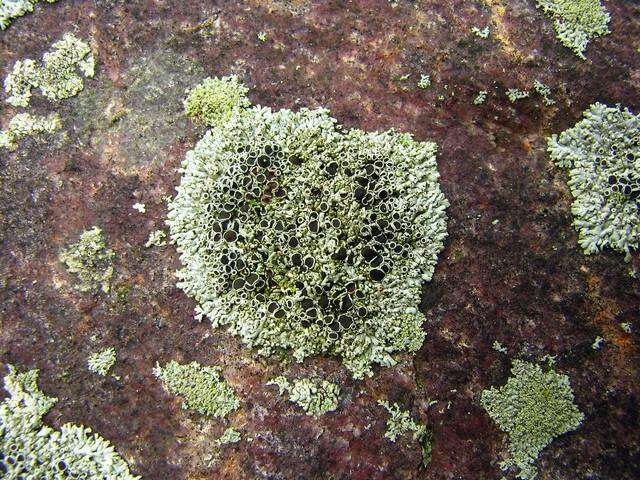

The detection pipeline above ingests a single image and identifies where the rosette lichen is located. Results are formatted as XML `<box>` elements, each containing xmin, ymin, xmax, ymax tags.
<box><xmin>481</xmin><ymin>360</ymin><xmax>584</xmax><ymax>480</ymax></box>
<box><xmin>548</xmin><ymin>103</ymin><xmax>640</xmax><ymax>260</ymax></box>
<box><xmin>0</xmin><ymin>364</ymin><xmax>139</xmax><ymax>479</ymax></box>
<box><xmin>268</xmin><ymin>376</ymin><xmax>340</xmax><ymax>416</ymax></box>
<box><xmin>183</xmin><ymin>75</ymin><xmax>250</xmax><ymax>128</ymax></box>
<box><xmin>167</xmin><ymin>80</ymin><xmax>449</xmax><ymax>378</ymax></box>
<box><xmin>59</xmin><ymin>226</ymin><xmax>115</xmax><ymax>293</ymax></box>
<box><xmin>153</xmin><ymin>360</ymin><xmax>240</xmax><ymax>418</ymax></box>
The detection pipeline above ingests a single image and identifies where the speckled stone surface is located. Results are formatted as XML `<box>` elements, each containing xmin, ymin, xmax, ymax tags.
<box><xmin>0</xmin><ymin>1</ymin><xmax>638</xmax><ymax>479</ymax></box>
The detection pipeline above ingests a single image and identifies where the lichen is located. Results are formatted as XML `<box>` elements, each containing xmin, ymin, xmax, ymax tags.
<box><xmin>0</xmin><ymin>112</ymin><xmax>60</xmax><ymax>151</ymax></box>
<box><xmin>480</xmin><ymin>360</ymin><xmax>584</xmax><ymax>480</ymax></box>
<box><xmin>417</xmin><ymin>74</ymin><xmax>431</xmax><ymax>89</ymax></box>
<box><xmin>145</xmin><ymin>229</ymin><xmax>167</xmax><ymax>248</ymax></box>
<box><xmin>378</xmin><ymin>400</ymin><xmax>426</xmax><ymax>442</ymax></box>
<box><xmin>507</xmin><ymin>88</ymin><xmax>530</xmax><ymax>103</ymax></box>
<box><xmin>0</xmin><ymin>0</ymin><xmax>59</xmax><ymax>30</ymax></box>
<box><xmin>4</xmin><ymin>32</ymin><xmax>94</xmax><ymax>107</ymax></box>
<box><xmin>183</xmin><ymin>75</ymin><xmax>250</xmax><ymax>128</ymax></box>
<box><xmin>535</xmin><ymin>0</ymin><xmax>610</xmax><ymax>59</ymax></box>
<box><xmin>87</xmin><ymin>347</ymin><xmax>116</xmax><ymax>376</ymax></box>
<box><xmin>216</xmin><ymin>427</ymin><xmax>241</xmax><ymax>446</ymax></box>
<box><xmin>471</xmin><ymin>26</ymin><xmax>490</xmax><ymax>39</ymax></box>
<box><xmin>132</xmin><ymin>202</ymin><xmax>146</xmax><ymax>213</ymax></box>
<box><xmin>473</xmin><ymin>90</ymin><xmax>488</xmax><ymax>105</ymax></box>
<box><xmin>153</xmin><ymin>360</ymin><xmax>240</xmax><ymax>418</ymax></box>
<box><xmin>0</xmin><ymin>364</ymin><xmax>139</xmax><ymax>479</ymax></box>
<box><xmin>267</xmin><ymin>376</ymin><xmax>340</xmax><ymax>416</ymax></box>
<box><xmin>59</xmin><ymin>226</ymin><xmax>115</xmax><ymax>293</ymax></box>
<box><xmin>167</xmin><ymin>79</ymin><xmax>449</xmax><ymax>379</ymax></box>
<box><xmin>547</xmin><ymin>103</ymin><xmax>640</xmax><ymax>260</ymax></box>
<box><xmin>532</xmin><ymin>80</ymin><xmax>555</xmax><ymax>106</ymax></box>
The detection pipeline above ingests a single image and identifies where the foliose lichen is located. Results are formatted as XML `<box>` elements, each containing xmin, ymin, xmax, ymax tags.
<box><xmin>4</xmin><ymin>32</ymin><xmax>95</xmax><ymax>107</ymax></box>
<box><xmin>0</xmin><ymin>0</ymin><xmax>58</xmax><ymax>30</ymax></box>
<box><xmin>535</xmin><ymin>0</ymin><xmax>610</xmax><ymax>59</ymax></box>
<box><xmin>183</xmin><ymin>75</ymin><xmax>250</xmax><ymax>128</ymax></box>
<box><xmin>0</xmin><ymin>364</ymin><xmax>139</xmax><ymax>479</ymax></box>
<box><xmin>153</xmin><ymin>360</ymin><xmax>240</xmax><ymax>418</ymax></box>
<box><xmin>267</xmin><ymin>376</ymin><xmax>340</xmax><ymax>416</ymax></box>
<box><xmin>59</xmin><ymin>226</ymin><xmax>115</xmax><ymax>293</ymax></box>
<box><xmin>216</xmin><ymin>427</ymin><xmax>241</xmax><ymax>446</ymax></box>
<box><xmin>0</xmin><ymin>112</ymin><xmax>60</xmax><ymax>151</ymax></box>
<box><xmin>378</xmin><ymin>400</ymin><xmax>426</xmax><ymax>443</ymax></box>
<box><xmin>507</xmin><ymin>88</ymin><xmax>530</xmax><ymax>103</ymax></box>
<box><xmin>473</xmin><ymin>90</ymin><xmax>488</xmax><ymax>105</ymax></box>
<box><xmin>145</xmin><ymin>229</ymin><xmax>167</xmax><ymax>248</ymax></box>
<box><xmin>87</xmin><ymin>347</ymin><xmax>116</xmax><ymax>376</ymax></box>
<box><xmin>532</xmin><ymin>80</ymin><xmax>555</xmax><ymax>106</ymax></box>
<box><xmin>480</xmin><ymin>360</ymin><xmax>584</xmax><ymax>480</ymax></box>
<box><xmin>417</xmin><ymin>74</ymin><xmax>431</xmax><ymax>89</ymax></box>
<box><xmin>547</xmin><ymin>103</ymin><xmax>640</xmax><ymax>260</ymax></box>
<box><xmin>167</xmin><ymin>79</ymin><xmax>449</xmax><ymax>379</ymax></box>
<box><xmin>471</xmin><ymin>26</ymin><xmax>490</xmax><ymax>39</ymax></box>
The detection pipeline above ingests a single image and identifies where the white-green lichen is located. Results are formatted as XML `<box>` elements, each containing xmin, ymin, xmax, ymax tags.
<box><xmin>473</xmin><ymin>90</ymin><xmax>488</xmax><ymax>105</ymax></box>
<box><xmin>0</xmin><ymin>111</ymin><xmax>60</xmax><ymax>151</ymax></box>
<box><xmin>0</xmin><ymin>0</ymin><xmax>59</xmax><ymax>30</ymax></box>
<box><xmin>216</xmin><ymin>427</ymin><xmax>241</xmax><ymax>446</ymax></box>
<box><xmin>535</xmin><ymin>0</ymin><xmax>610</xmax><ymax>59</ymax></box>
<box><xmin>548</xmin><ymin>103</ymin><xmax>640</xmax><ymax>260</ymax></box>
<box><xmin>417</xmin><ymin>74</ymin><xmax>431</xmax><ymax>89</ymax></box>
<box><xmin>87</xmin><ymin>347</ymin><xmax>116</xmax><ymax>376</ymax></box>
<box><xmin>167</xmin><ymin>79</ymin><xmax>449</xmax><ymax>379</ymax></box>
<box><xmin>507</xmin><ymin>88</ymin><xmax>530</xmax><ymax>103</ymax></box>
<box><xmin>620</xmin><ymin>322</ymin><xmax>632</xmax><ymax>333</ymax></box>
<box><xmin>183</xmin><ymin>75</ymin><xmax>250</xmax><ymax>128</ymax></box>
<box><xmin>592</xmin><ymin>335</ymin><xmax>604</xmax><ymax>349</ymax></box>
<box><xmin>153</xmin><ymin>360</ymin><xmax>240</xmax><ymax>418</ymax></box>
<box><xmin>0</xmin><ymin>364</ymin><xmax>139</xmax><ymax>479</ymax></box>
<box><xmin>532</xmin><ymin>80</ymin><xmax>555</xmax><ymax>106</ymax></box>
<box><xmin>145</xmin><ymin>229</ymin><xmax>167</xmax><ymax>248</ymax></box>
<box><xmin>378</xmin><ymin>400</ymin><xmax>432</xmax><ymax>466</ymax></box>
<box><xmin>471</xmin><ymin>26</ymin><xmax>490</xmax><ymax>39</ymax></box>
<box><xmin>492</xmin><ymin>340</ymin><xmax>507</xmax><ymax>353</ymax></box>
<box><xmin>480</xmin><ymin>360</ymin><xmax>584</xmax><ymax>480</ymax></box>
<box><xmin>4</xmin><ymin>32</ymin><xmax>94</xmax><ymax>107</ymax></box>
<box><xmin>267</xmin><ymin>376</ymin><xmax>340</xmax><ymax>416</ymax></box>
<box><xmin>132</xmin><ymin>202</ymin><xmax>146</xmax><ymax>213</ymax></box>
<box><xmin>59</xmin><ymin>226</ymin><xmax>115</xmax><ymax>293</ymax></box>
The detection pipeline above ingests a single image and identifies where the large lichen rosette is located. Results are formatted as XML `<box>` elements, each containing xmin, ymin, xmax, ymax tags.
<box><xmin>168</xmin><ymin>105</ymin><xmax>448</xmax><ymax>378</ymax></box>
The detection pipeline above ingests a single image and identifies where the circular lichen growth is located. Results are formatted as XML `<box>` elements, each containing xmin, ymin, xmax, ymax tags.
<box><xmin>168</xmin><ymin>92</ymin><xmax>448</xmax><ymax>378</ymax></box>
<box><xmin>183</xmin><ymin>75</ymin><xmax>250</xmax><ymax>127</ymax></box>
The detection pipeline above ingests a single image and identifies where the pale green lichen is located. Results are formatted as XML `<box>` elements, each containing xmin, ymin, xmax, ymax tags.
<box><xmin>378</xmin><ymin>400</ymin><xmax>432</xmax><ymax>466</ymax></box>
<box><xmin>183</xmin><ymin>75</ymin><xmax>250</xmax><ymax>128</ymax></box>
<box><xmin>132</xmin><ymin>202</ymin><xmax>146</xmax><ymax>213</ymax></box>
<box><xmin>548</xmin><ymin>103</ymin><xmax>640</xmax><ymax>260</ymax></box>
<box><xmin>492</xmin><ymin>340</ymin><xmax>507</xmax><ymax>353</ymax></box>
<box><xmin>0</xmin><ymin>112</ymin><xmax>60</xmax><ymax>151</ymax></box>
<box><xmin>532</xmin><ymin>80</ymin><xmax>555</xmax><ymax>106</ymax></box>
<box><xmin>216</xmin><ymin>427</ymin><xmax>241</xmax><ymax>446</ymax></box>
<box><xmin>87</xmin><ymin>347</ymin><xmax>116</xmax><ymax>376</ymax></box>
<box><xmin>620</xmin><ymin>322</ymin><xmax>632</xmax><ymax>333</ymax></box>
<box><xmin>417</xmin><ymin>74</ymin><xmax>431</xmax><ymax>89</ymax></box>
<box><xmin>592</xmin><ymin>336</ymin><xmax>604</xmax><ymax>349</ymax></box>
<box><xmin>473</xmin><ymin>90</ymin><xmax>488</xmax><ymax>105</ymax></box>
<box><xmin>0</xmin><ymin>0</ymin><xmax>59</xmax><ymax>30</ymax></box>
<box><xmin>167</xmin><ymin>79</ymin><xmax>449</xmax><ymax>379</ymax></box>
<box><xmin>267</xmin><ymin>376</ymin><xmax>340</xmax><ymax>416</ymax></box>
<box><xmin>257</xmin><ymin>31</ymin><xmax>268</xmax><ymax>42</ymax></box>
<box><xmin>471</xmin><ymin>26</ymin><xmax>490</xmax><ymax>39</ymax></box>
<box><xmin>153</xmin><ymin>360</ymin><xmax>240</xmax><ymax>418</ymax></box>
<box><xmin>535</xmin><ymin>0</ymin><xmax>610</xmax><ymax>59</ymax></box>
<box><xmin>59</xmin><ymin>226</ymin><xmax>115</xmax><ymax>293</ymax></box>
<box><xmin>4</xmin><ymin>32</ymin><xmax>94</xmax><ymax>107</ymax></box>
<box><xmin>0</xmin><ymin>364</ymin><xmax>139</xmax><ymax>479</ymax></box>
<box><xmin>507</xmin><ymin>88</ymin><xmax>530</xmax><ymax>103</ymax></box>
<box><xmin>480</xmin><ymin>360</ymin><xmax>584</xmax><ymax>480</ymax></box>
<box><xmin>145</xmin><ymin>229</ymin><xmax>167</xmax><ymax>248</ymax></box>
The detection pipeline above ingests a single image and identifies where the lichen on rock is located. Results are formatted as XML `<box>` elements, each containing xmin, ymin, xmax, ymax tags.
<box><xmin>87</xmin><ymin>347</ymin><xmax>116</xmax><ymax>376</ymax></box>
<box><xmin>168</xmin><ymin>78</ymin><xmax>449</xmax><ymax>379</ymax></box>
<box><xmin>267</xmin><ymin>376</ymin><xmax>340</xmax><ymax>416</ymax></box>
<box><xmin>0</xmin><ymin>111</ymin><xmax>60</xmax><ymax>151</ymax></box>
<box><xmin>548</xmin><ymin>103</ymin><xmax>640</xmax><ymax>260</ymax></box>
<box><xmin>59</xmin><ymin>226</ymin><xmax>115</xmax><ymax>293</ymax></box>
<box><xmin>0</xmin><ymin>0</ymin><xmax>59</xmax><ymax>30</ymax></box>
<box><xmin>153</xmin><ymin>360</ymin><xmax>240</xmax><ymax>418</ymax></box>
<box><xmin>183</xmin><ymin>75</ymin><xmax>250</xmax><ymax>127</ymax></box>
<box><xmin>0</xmin><ymin>364</ymin><xmax>139</xmax><ymax>479</ymax></box>
<box><xmin>480</xmin><ymin>360</ymin><xmax>584</xmax><ymax>480</ymax></box>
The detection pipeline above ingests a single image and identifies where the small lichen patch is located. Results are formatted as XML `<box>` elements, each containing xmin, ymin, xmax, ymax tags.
<box><xmin>154</xmin><ymin>360</ymin><xmax>240</xmax><ymax>418</ymax></box>
<box><xmin>0</xmin><ymin>364</ymin><xmax>139</xmax><ymax>479</ymax></box>
<box><xmin>145</xmin><ymin>229</ymin><xmax>167</xmax><ymax>248</ymax></box>
<box><xmin>267</xmin><ymin>376</ymin><xmax>340</xmax><ymax>416</ymax></box>
<box><xmin>0</xmin><ymin>112</ymin><xmax>60</xmax><ymax>151</ymax></box>
<box><xmin>168</xmin><ymin>79</ymin><xmax>449</xmax><ymax>378</ymax></box>
<box><xmin>532</xmin><ymin>80</ymin><xmax>555</xmax><ymax>106</ymax></box>
<box><xmin>417</xmin><ymin>74</ymin><xmax>431</xmax><ymax>89</ymax></box>
<box><xmin>183</xmin><ymin>75</ymin><xmax>250</xmax><ymax>127</ymax></box>
<box><xmin>87</xmin><ymin>347</ymin><xmax>116</xmax><ymax>376</ymax></box>
<box><xmin>378</xmin><ymin>400</ymin><xmax>426</xmax><ymax>442</ymax></box>
<box><xmin>473</xmin><ymin>90</ymin><xmax>488</xmax><ymax>105</ymax></box>
<box><xmin>535</xmin><ymin>0</ymin><xmax>610</xmax><ymax>59</ymax></box>
<box><xmin>216</xmin><ymin>427</ymin><xmax>241</xmax><ymax>446</ymax></box>
<box><xmin>471</xmin><ymin>26</ymin><xmax>490</xmax><ymax>39</ymax></box>
<box><xmin>548</xmin><ymin>103</ymin><xmax>640</xmax><ymax>260</ymax></box>
<box><xmin>132</xmin><ymin>202</ymin><xmax>146</xmax><ymax>213</ymax></box>
<box><xmin>507</xmin><ymin>88</ymin><xmax>530</xmax><ymax>103</ymax></box>
<box><xmin>4</xmin><ymin>32</ymin><xmax>94</xmax><ymax>107</ymax></box>
<box><xmin>59</xmin><ymin>226</ymin><xmax>115</xmax><ymax>293</ymax></box>
<box><xmin>0</xmin><ymin>0</ymin><xmax>59</xmax><ymax>30</ymax></box>
<box><xmin>480</xmin><ymin>360</ymin><xmax>584</xmax><ymax>480</ymax></box>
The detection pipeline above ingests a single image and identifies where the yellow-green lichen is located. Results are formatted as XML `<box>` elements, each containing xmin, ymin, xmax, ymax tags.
<box><xmin>0</xmin><ymin>364</ymin><xmax>139</xmax><ymax>479</ymax></box>
<box><xmin>473</xmin><ymin>90</ymin><xmax>488</xmax><ymax>105</ymax></box>
<box><xmin>532</xmin><ymin>80</ymin><xmax>555</xmax><ymax>106</ymax></box>
<box><xmin>87</xmin><ymin>347</ymin><xmax>116</xmax><ymax>376</ymax></box>
<box><xmin>471</xmin><ymin>26</ymin><xmax>490</xmax><ymax>39</ymax></box>
<box><xmin>183</xmin><ymin>75</ymin><xmax>250</xmax><ymax>128</ymax></box>
<box><xmin>145</xmin><ymin>229</ymin><xmax>167</xmax><ymax>248</ymax></box>
<box><xmin>59</xmin><ymin>226</ymin><xmax>115</xmax><ymax>293</ymax></box>
<box><xmin>0</xmin><ymin>0</ymin><xmax>59</xmax><ymax>30</ymax></box>
<box><xmin>268</xmin><ymin>376</ymin><xmax>340</xmax><ymax>416</ymax></box>
<box><xmin>535</xmin><ymin>0</ymin><xmax>610</xmax><ymax>59</ymax></box>
<box><xmin>378</xmin><ymin>400</ymin><xmax>432</xmax><ymax>466</ymax></box>
<box><xmin>0</xmin><ymin>112</ymin><xmax>60</xmax><ymax>151</ymax></box>
<box><xmin>480</xmin><ymin>360</ymin><xmax>584</xmax><ymax>480</ymax></box>
<box><xmin>507</xmin><ymin>88</ymin><xmax>530</xmax><ymax>103</ymax></box>
<box><xmin>153</xmin><ymin>360</ymin><xmax>240</xmax><ymax>418</ymax></box>
<box><xmin>4</xmin><ymin>32</ymin><xmax>94</xmax><ymax>107</ymax></box>
<box><xmin>417</xmin><ymin>74</ymin><xmax>431</xmax><ymax>89</ymax></box>
<box><xmin>216</xmin><ymin>427</ymin><xmax>241</xmax><ymax>446</ymax></box>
